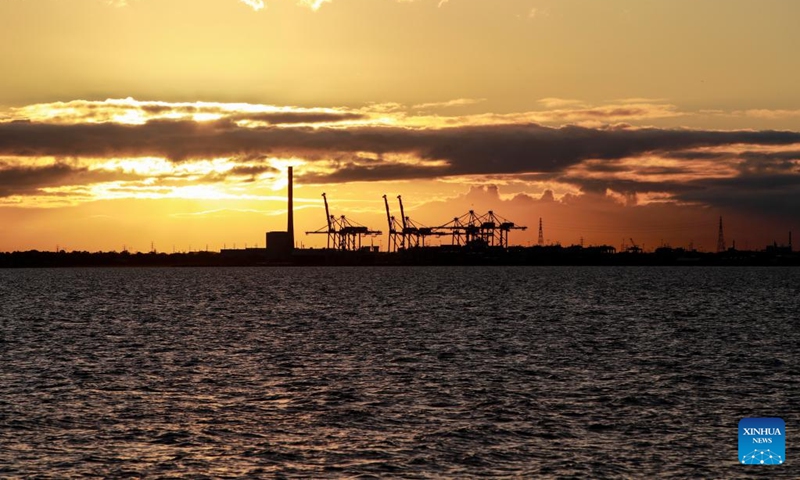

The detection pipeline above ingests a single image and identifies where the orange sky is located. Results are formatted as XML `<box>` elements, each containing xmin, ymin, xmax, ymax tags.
<box><xmin>1</xmin><ymin>0</ymin><xmax>799</xmax><ymax>252</ymax></box>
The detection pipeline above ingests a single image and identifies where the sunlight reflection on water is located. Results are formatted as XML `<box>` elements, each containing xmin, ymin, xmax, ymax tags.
<box><xmin>1</xmin><ymin>266</ymin><xmax>798</xmax><ymax>477</ymax></box>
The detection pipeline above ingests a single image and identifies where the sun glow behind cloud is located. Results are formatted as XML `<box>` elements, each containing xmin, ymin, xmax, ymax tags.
<box><xmin>9</xmin><ymin>98</ymin><xmax>367</xmax><ymax>127</ymax></box>
<box><xmin>2</xmin><ymin>96</ymin><xmax>800</xmax><ymax>251</ymax></box>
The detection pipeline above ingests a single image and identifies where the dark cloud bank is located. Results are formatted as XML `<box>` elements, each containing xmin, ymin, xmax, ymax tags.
<box><xmin>2</xmin><ymin>119</ymin><xmax>798</xmax><ymax>170</ymax></box>
<box><xmin>1</xmin><ymin>119</ymin><xmax>799</xmax><ymax>219</ymax></box>
<box><xmin>0</xmin><ymin>162</ymin><xmax>140</xmax><ymax>197</ymax></box>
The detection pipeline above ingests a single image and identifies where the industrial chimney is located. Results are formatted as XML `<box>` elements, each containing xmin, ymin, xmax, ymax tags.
<box><xmin>288</xmin><ymin>166</ymin><xmax>294</xmax><ymax>250</ymax></box>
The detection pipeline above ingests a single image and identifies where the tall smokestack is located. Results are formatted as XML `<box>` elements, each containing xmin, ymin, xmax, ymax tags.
<box><xmin>288</xmin><ymin>167</ymin><xmax>294</xmax><ymax>250</ymax></box>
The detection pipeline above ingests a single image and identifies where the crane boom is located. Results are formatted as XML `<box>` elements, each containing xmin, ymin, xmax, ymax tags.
<box><xmin>383</xmin><ymin>194</ymin><xmax>394</xmax><ymax>233</ymax></box>
<box><xmin>322</xmin><ymin>193</ymin><xmax>332</xmax><ymax>232</ymax></box>
<box><xmin>397</xmin><ymin>195</ymin><xmax>408</xmax><ymax>230</ymax></box>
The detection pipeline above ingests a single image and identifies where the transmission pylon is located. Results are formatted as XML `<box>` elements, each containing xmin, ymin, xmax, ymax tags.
<box><xmin>717</xmin><ymin>216</ymin><xmax>726</xmax><ymax>253</ymax></box>
<box><xmin>538</xmin><ymin>218</ymin><xmax>544</xmax><ymax>246</ymax></box>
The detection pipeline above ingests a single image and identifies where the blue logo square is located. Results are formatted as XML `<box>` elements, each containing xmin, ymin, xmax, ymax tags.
<box><xmin>739</xmin><ymin>417</ymin><xmax>785</xmax><ymax>465</ymax></box>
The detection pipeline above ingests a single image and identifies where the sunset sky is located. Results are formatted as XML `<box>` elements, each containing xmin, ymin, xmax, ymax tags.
<box><xmin>1</xmin><ymin>0</ymin><xmax>799</xmax><ymax>252</ymax></box>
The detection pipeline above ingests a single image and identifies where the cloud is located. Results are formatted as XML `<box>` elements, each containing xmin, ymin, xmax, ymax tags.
<box><xmin>531</xmin><ymin>103</ymin><xmax>683</xmax><ymax>123</ymax></box>
<box><xmin>231</xmin><ymin>111</ymin><xmax>366</xmax><ymax>124</ymax></box>
<box><xmin>2</xmin><ymin>120</ymin><xmax>800</xmax><ymax>174</ymax></box>
<box><xmin>538</xmin><ymin>98</ymin><xmax>586</xmax><ymax>109</ymax></box>
<box><xmin>559</xmin><ymin>175</ymin><xmax>699</xmax><ymax>198</ymax></box>
<box><xmin>300</xmin><ymin>162</ymin><xmax>449</xmax><ymax>184</ymax></box>
<box><xmin>2</xmin><ymin>98</ymin><xmax>799</xmax><ymax>224</ymax></box>
<box><xmin>8</xmin><ymin>98</ymin><xmax>689</xmax><ymax>132</ymax></box>
<box><xmin>0</xmin><ymin>162</ymin><xmax>140</xmax><ymax>197</ymax></box>
<box><xmin>200</xmin><ymin>164</ymin><xmax>279</xmax><ymax>183</ymax></box>
<box><xmin>297</xmin><ymin>0</ymin><xmax>331</xmax><ymax>10</ymax></box>
<box><xmin>411</xmin><ymin>98</ymin><xmax>486</xmax><ymax>110</ymax></box>
<box><xmin>236</xmin><ymin>0</ymin><xmax>421</xmax><ymax>12</ymax></box>
<box><xmin>10</xmin><ymin>98</ymin><xmax>365</xmax><ymax>126</ymax></box>
<box><xmin>737</xmin><ymin>109</ymin><xmax>800</xmax><ymax>120</ymax></box>
<box><xmin>238</xmin><ymin>0</ymin><xmax>265</xmax><ymax>11</ymax></box>
<box><xmin>101</xmin><ymin>0</ymin><xmax>264</xmax><ymax>10</ymax></box>
<box><xmin>664</xmin><ymin>148</ymin><xmax>800</xmax><ymax>173</ymax></box>
<box><xmin>676</xmin><ymin>174</ymin><xmax>800</xmax><ymax>219</ymax></box>
<box><xmin>392</xmin><ymin>102</ymin><xmax>686</xmax><ymax>128</ymax></box>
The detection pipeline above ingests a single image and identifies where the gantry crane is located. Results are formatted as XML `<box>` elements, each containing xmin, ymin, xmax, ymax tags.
<box><xmin>436</xmin><ymin>210</ymin><xmax>527</xmax><ymax>248</ymax></box>
<box><xmin>306</xmin><ymin>193</ymin><xmax>382</xmax><ymax>251</ymax></box>
<box><xmin>396</xmin><ymin>195</ymin><xmax>436</xmax><ymax>249</ymax></box>
<box><xmin>383</xmin><ymin>194</ymin><xmax>403</xmax><ymax>252</ymax></box>
<box><xmin>626</xmin><ymin>238</ymin><xmax>642</xmax><ymax>253</ymax></box>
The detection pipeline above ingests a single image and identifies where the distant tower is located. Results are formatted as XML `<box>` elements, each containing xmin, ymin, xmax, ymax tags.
<box><xmin>717</xmin><ymin>216</ymin><xmax>726</xmax><ymax>253</ymax></box>
<box><xmin>288</xmin><ymin>166</ymin><xmax>294</xmax><ymax>250</ymax></box>
<box><xmin>538</xmin><ymin>218</ymin><xmax>544</xmax><ymax>246</ymax></box>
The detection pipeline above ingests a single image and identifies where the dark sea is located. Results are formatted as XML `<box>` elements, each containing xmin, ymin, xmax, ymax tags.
<box><xmin>1</xmin><ymin>267</ymin><xmax>798</xmax><ymax>478</ymax></box>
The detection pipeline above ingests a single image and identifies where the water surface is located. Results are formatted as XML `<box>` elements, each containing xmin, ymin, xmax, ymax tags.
<box><xmin>1</xmin><ymin>267</ymin><xmax>798</xmax><ymax>477</ymax></box>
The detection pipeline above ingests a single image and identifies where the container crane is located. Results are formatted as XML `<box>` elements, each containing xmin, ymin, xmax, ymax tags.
<box><xmin>396</xmin><ymin>195</ymin><xmax>435</xmax><ymax>249</ymax></box>
<box><xmin>383</xmin><ymin>194</ymin><xmax>402</xmax><ymax>252</ymax></box>
<box><xmin>626</xmin><ymin>238</ymin><xmax>642</xmax><ymax>254</ymax></box>
<box><xmin>306</xmin><ymin>193</ymin><xmax>382</xmax><ymax>251</ymax></box>
<box><xmin>436</xmin><ymin>210</ymin><xmax>526</xmax><ymax>248</ymax></box>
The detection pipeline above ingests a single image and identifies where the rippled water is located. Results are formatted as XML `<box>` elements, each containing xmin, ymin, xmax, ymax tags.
<box><xmin>1</xmin><ymin>267</ymin><xmax>798</xmax><ymax>478</ymax></box>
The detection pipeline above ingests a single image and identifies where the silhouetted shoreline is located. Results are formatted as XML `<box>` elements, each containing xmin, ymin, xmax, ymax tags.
<box><xmin>1</xmin><ymin>245</ymin><xmax>797</xmax><ymax>268</ymax></box>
